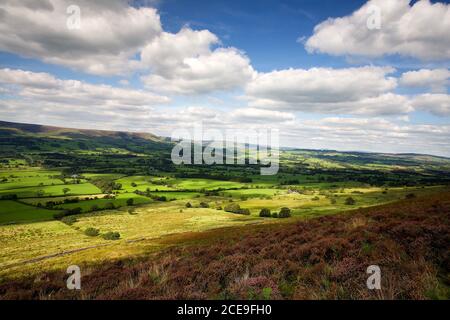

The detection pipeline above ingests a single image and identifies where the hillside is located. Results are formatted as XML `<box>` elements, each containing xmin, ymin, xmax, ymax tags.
<box><xmin>1</xmin><ymin>191</ymin><xmax>448</xmax><ymax>299</ymax></box>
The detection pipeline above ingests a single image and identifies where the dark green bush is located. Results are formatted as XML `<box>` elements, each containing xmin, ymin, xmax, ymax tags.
<box><xmin>199</xmin><ymin>202</ymin><xmax>209</xmax><ymax>208</ymax></box>
<box><xmin>345</xmin><ymin>197</ymin><xmax>356</xmax><ymax>205</ymax></box>
<box><xmin>103</xmin><ymin>231</ymin><xmax>120</xmax><ymax>240</ymax></box>
<box><xmin>224</xmin><ymin>203</ymin><xmax>241</xmax><ymax>213</ymax></box>
<box><xmin>279</xmin><ymin>207</ymin><xmax>291</xmax><ymax>218</ymax></box>
<box><xmin>84</xmin><ymin>227</ymin><xmax>99</xmax><ymax>237</ymax></box>
<box><xmin>239</xmin><ymin>208</ymin><xmax>250</xmax><ymax>215</ymax></box>
<box><xmin>61</xmin><ymin>216</ymin><xmax>77</xmax><ymax>225</ymax></box>
<box><xmin>259</xmin><ymin>208</ymin><xmax>271</xmax><ymax>217</ymax></box>
<box><xmin>126</xmin><ymin>198</ymin><xmax>134</xmax><ymax>206</ymax></box>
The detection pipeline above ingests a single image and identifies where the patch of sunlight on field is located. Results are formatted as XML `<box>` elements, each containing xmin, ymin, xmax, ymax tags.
<box><xmin>73</xmin><ymin>203</ymin><xmax>261</xmax><ymax>241</ymax></box>
<box><xmin>0</xmin><ymin>220</ymin><xmax>104</xmax><ymax>268</ymax></box>
<box><xmin>116</xmin><ymin>175</ymin><xmax>176</xmax><ymax>192</ymax></box>
<box><xmin>0</xmin><ymin>182</ymin><xmax>101</xmax><ymax>198</ymax></box>
<box><xmin>0</xmin><ymin>176</ymin><xmax>64</xmax><ymax>190</ymax></box>
<box><xmin>82</xmin><ymin>173</ymin><xmax>126</xmax><ymax>180</ymax></box>
<box><xmin>0</xmin><ymin>168</ymin><xmax>61</xmax><ymax>178</ymax></box>
<box><xmin>172</xmin><ymin>178</ymin><xmax>246</xmax><ymax>190</ymax></box>
<box><xmin>0</xmin><ymin>202</ymin><xmax>266</xmax><ymax>279</ymax></box>
<box><xmin>221</xmin><ymin>188</ymin><xmax>281</xmax><ymax>198</ymax></box>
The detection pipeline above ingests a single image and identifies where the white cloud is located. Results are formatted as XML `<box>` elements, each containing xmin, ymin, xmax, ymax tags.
<box><xmin>0</xmin><ymin>68</ymin><xmax>170</xmax><ymax>127</ymax></box>
<box><xmin>0</xmin><ymin>0</ymin><xmax>162</xmax><ymax>75</ymax></box>
<box><xmin>305</xmin><ymin>0</ymin><xmax>450</xmax><ymax>61</ymax></box>
<box><xmin>245</xmin><ymin>66</ymin><xmax>413</xmax><ymax>115</ymax></box>
<box><xmin>282</xmin><ymin>117</ymin><xmax>450</xmax><ymax>156</ymax></box>
<box><xmin>411</xmin><ymin>93</ymin><xmax>450</xmax><ymax>116</ymax></box>
<box><xmin>229</xmin><ymin>108</ymin><xmax>295</xmax><ymax>123</ymax></box>
<box><xmin>400</xmin><ymin>69</ymin><xmax>449</xmax><ymax>93</ymax></box>
<box><xmin>140</xmin><ymin>28</ymin><xmax>255</xmax><ymax>94</ymax></box>
<box><xmin>0</xmin><ymin>1</ymin><xmax>255</xmax><ymax>92</ymax></box>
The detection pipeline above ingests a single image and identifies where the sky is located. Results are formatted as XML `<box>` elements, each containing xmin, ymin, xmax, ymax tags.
<box><xmin>0</xmin><ymin>0</ymin><xmax>449</xmax><ymax>156</ymax></box>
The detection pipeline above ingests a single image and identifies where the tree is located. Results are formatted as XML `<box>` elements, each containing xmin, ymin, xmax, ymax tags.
<box><xmin>185</xmin><ymin>202</ymin><xmax>192</xmax><ymax>208</ymax></box>
<box><xmin>259</xmin><ymin>208</ymin><xmax>271</xmax><ymax>217</ymax></box>
<box><xmin>279</xmin><ymin>207</ymin><xmax>291</xmax><ymax>218</ymax></box>
<box><xmin>345</xmin><ymin>197</ymin><xmax>356</xmax><ymax>205</ymax></box>
<box><xmin>224</xmin><ymin>203</ymin><xmax>241</xmax><ymax>213</ymax></box>
<box><xmin>131</xmin><ymin>182</ymin><xmax>137</xmax><ymax>187</ymax></box>
<box><xmin>126</xmin><ymin>198</ymin><xmax>134</xmax><ymax>206</ymax></box>
<box><xmin>63</xmin><ymin>187</ymin><xmax>71</xmax><ymax>195</ymax></box>
<box><xmin>199</xmin><ymin>202</ymin><xmax>209</xmax><ymax>208</ymax></box>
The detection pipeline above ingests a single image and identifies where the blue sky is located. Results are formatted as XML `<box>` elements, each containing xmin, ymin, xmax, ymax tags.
<box><xmin>0</xmin><ymin>0</ymin><xmax>449</xmax><ymax>156</ymax></box>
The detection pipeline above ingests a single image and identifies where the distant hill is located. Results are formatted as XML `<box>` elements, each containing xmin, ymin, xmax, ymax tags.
<box><xmin>0</xmin><ymin>120</ymin><xmax>167</xmax><ymax>143</ymax></box>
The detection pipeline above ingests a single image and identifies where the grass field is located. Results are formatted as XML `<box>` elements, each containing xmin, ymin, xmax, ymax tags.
<box><xmin>0</xmin><ymin>183</ymin><xmax>101</xmax><ymax>198</ymax></box>
<box><xmin>116</xmin><ymin>175</ymin><xmax>176</xmax><ymax>192</ymax></box>
<box><xmin>170</xmin><ymin>178</ymin><xmax>247</xmax><ymax>191</ymax></box>
<box><xmin>53</xmin><ymin>193</ymin><xmax>152</xmax><ymax>212</ymax></box>
<box><xmin>0</xmin><ymin>200</ymin><xmax>61</xmax><ymax>224</ymax></box>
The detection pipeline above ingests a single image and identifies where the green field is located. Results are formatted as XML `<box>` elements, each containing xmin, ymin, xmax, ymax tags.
<box><xmin>53</xmin><ymin>193</ymin><xmax>152</xmax><ymax>212</ymax></box>
<box><xmin>1</xmin><ymin>120</ymin><xmax>450</xmax><ymax>286</ymax></box>
<box><xmin>0</xmin><ymin>200</ymin><xmax>61</xmax><ymax>224</ymax></box>
<box><xmin>116</xmin><ymin>175</ymin><xmax>176</xmax><ymax>192</ymax></box>
<box><xmin>0</xmin><ymin>183</ymin><xmax>101</xmax><ymax>198</ymax></box>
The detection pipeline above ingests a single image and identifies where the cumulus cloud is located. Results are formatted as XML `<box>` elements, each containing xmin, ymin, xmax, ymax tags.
<box><xmin>0</xmin><ymin>68</ymin><xmax>170</xmax><ymax>128</ymax></box>
<box><xmin>411</xmin><ymin>94</ymin><xmax>450</xmax><ymax>116</ymax></box>
<box><xmin>0</xmin><ymin>0</ymin><xmax>162</xmax><ymax>75</ymax></box>
<box><xmin>229</xmin><ymin>108</ymin><xmax>295</xmax><ymax>123</ymax></box>
<box><xmin>282</xmin><ymin>117</ymin><xmax>450</xmax><ymax>156</ymax></box>
<box><xmin>0</xmin><ymin>2</ymin><xmax>255</xmax><ymax>93</ymax></box>
<box><xmin>245</xmin><ymin>66</ymin><xmax>413</xmax><ymax>115</ymax></box>
<box><xmin>400</xmin><ymin>69</ymin><xmax>449</xmax><ymax>93</ymax></box>
<box><xmin>305</xmin><ymin>0</ymin><xmax>450</xmax><ymax>61</ymax></box>
<box><xmin>140</xmin><ymin>28</ymin><xmax>255</xmax><ymax>94</ymax></box>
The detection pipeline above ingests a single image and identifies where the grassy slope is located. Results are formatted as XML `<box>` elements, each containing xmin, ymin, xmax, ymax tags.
<box><xmin>0</xmin><ymin>201</ymin><xmax>61</xmax><ymax>224</ymax></box>
<box><xmin>2</xmin><ymin>191</ymin><xmax>448</xmax><ymax>300</ymax></box>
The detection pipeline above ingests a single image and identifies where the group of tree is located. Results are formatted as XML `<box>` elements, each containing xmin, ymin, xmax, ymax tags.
<box><xmin>224</xmin><ymin>203</ymin><xmax>250</xmax><ymax>215</ymax></box>
<box><xmin>259</xmin><ymin>207</ymin><xmax>291</xmax><ymax>218</ymax></box>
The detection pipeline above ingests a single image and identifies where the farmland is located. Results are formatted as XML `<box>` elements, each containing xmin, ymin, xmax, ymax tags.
<box><xmin>0</xmin><ymin>120</ymin><xmax>449</xmax><ymax>299</ymax></box>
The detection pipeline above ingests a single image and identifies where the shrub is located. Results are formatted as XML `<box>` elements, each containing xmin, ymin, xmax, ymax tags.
<box><xmin>239</xmin><ymin>208</ymin><xmax>250</xmax><ymax>215</ymax></box>
<box><xmin>84</xmin><ymin>227</ymin><xmax>99</xmax><ymax>237</ymax></box>
<box><xmin>279</xmin><ymin>207</ymin><xmax>291</xmax><ymax>218</ymax></box>
<box><xmin>185</xmin><ymin>202</ymin><xmax>192</xmax><ymax>208</ymax></box>
<box><xmin>271</xmin><ymin>212</ymin><xmax>278</xmax><ymax>218</ymax></box>
<box><xmin>312</xmin><ymin>196</ymin><xmax>320</xmax><ymax>201</ymax></box>
<box><xmin>103</xmin><ymin>231</ymin><xmax>120</xmax><ymax>240</ymax></box>
<box><xmin>126</xmin><ymin>198</ymin><xmax>134</xmax><ymax>206</ymax></box>
<box><xmin>199</xmin><ymin>202</ymin><xmax>209</xmax><ymax>208</ymax></box>
<box><xmin>61</xmin><ymin>216</ymin><xmax>77</xmax><ymax>225</ymax></box>
<box><xmin>224</xmin><ymin>203</ymin><xmax>249</xmax><ymax>215</ymax></box>
<box><xmin>224</xmin><ymin>203</ymin><xmax>241</xmax><ymax>213</ymax></box>
<box><xmin>259</xmin><ymin>208</ymin><xmax>271</xmax><ymax>217</ymax></box>
<box><xmin>345</xmin><ymin>197</ymin><xmax>356</xmax><ymax>205</ymax></box>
